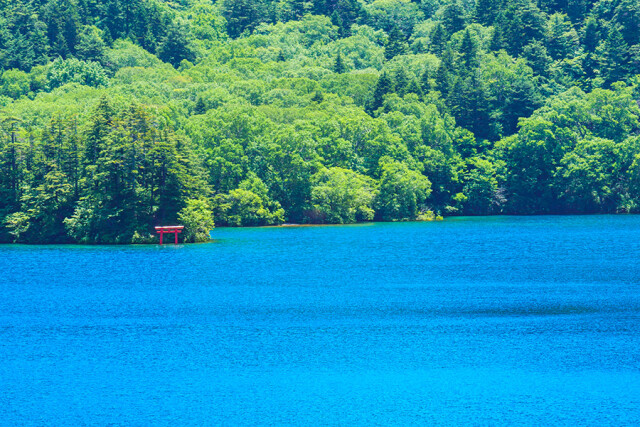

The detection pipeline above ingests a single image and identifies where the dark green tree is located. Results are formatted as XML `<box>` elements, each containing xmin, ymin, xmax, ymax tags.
<box><xmin>42</xmin><ymin>0</ymin><xmax>80</xmax><ymax>58</ymax></box>
<box><xmin>523</xmin><ymin>39</ymin><xmax>552</xmax><ymax>75</ymax></box>
<box><xmin>385</xmin><ymin>26</ymin><xmax>408</xmax><ymax>60</ymax></box>
<box><xmin>157</xmin><ymin>19</ymin><xmax>195</xmax><ymax>68</ymax></box>
<box><xmin>442</xmin><ymin>1</ymin><xmax>466</xmax><ymax>35</ymax></box>
<box><xmin>598</xmin><ymin>26</ymin><xmax>630</xmax><ymax>86</ymax></box>
<box><xmin>475</xmin><ymin>0</ymin><xmax>504</xmax><ymax>25</ymax></box>
<box><xmin>582</xmin><ymin>16</ymin><xmax>599</xmax><ymax>53</ymax></box>
<box><xmin>370</xmin><ymin>72</ymin><xmax>393</xmax><ymax>113</ymax></box>
<box><xmin>221</xmin><ymin>0</ymin><xmax>263</xmax><ymax>38</ymax></box>
<box><xmin>435</xmin><ymin>47</ymin><xmax>454</xmax><ymax>96</ymax></box>
<box><xmin>334</xmin><ymin>51</ymin><xmax>346</xmax><ymax>73</ymax></box>
<box><xmin>394</xmin><ymin>68</ymin><xmax>409</xmax><ymax>96</ymax></box>
<box><xmin>194</xmin><ymin>97</ymin><xmax>207</xmax><ymax>115</ymax></box>
<box><xmin>429</xmin><ymin>22</ymin><xmax>448</xmax><ymax>55</ymax></box>
<box><xmin>76</xmin><ymin>26</ymin><xmax>106</xmax><ymax>63</ymax></box>
<box><xmin>1</xmin><ymin>0</ymin><xmax>49</xmax><ymax>70</ymax></box>
<box><xmin>458</xmin><ymin>29</ymin><xmax>479</xmax><ymax>71</ymax></box>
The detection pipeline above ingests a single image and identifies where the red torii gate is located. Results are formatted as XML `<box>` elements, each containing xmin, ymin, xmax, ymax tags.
<box><xmin>155</xmin><ymin>226</ymin><xmax>184</xmax><ymax>245</ymax></box>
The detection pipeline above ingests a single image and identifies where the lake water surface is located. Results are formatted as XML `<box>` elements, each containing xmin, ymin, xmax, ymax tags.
<box><xmin>1</xmin><ymin>216</ymin><xmax>640</xmax><ymax>425</ymax></box>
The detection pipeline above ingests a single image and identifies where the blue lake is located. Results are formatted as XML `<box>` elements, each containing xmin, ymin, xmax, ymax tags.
<box><xmin>2</xmin><ymin>216</ymin><xmax>640</xmax><ymax>425</ymax></box>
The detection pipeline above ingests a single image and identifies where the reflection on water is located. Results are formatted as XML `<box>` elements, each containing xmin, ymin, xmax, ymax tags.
<box><xmin>1</xmin><ymin>216</ymin><xmax>640</xmax><ymax>425</ymax></box>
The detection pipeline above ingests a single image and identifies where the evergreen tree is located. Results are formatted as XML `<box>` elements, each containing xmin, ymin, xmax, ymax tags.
<box><xmin>334</xmin><ymin>51</ymin><xmax>346</xmax><ymax>73</ymax></box>
<box><xmin>331</xmin><ymin>10</ymin><xmax>348</xmax><ymax>38</ymax></box>
<box><xmin>406</xmin><ymin>78</ymin><xmax>424</xmax><ymax>98</ymax></box>
<box><xmin>395</xmin><ymin>68</ymin><xmax>409</xmax><ymax>96</ymax></box>
<box><xmin>429</xmin><ymin>23</ymin><xmax>447</xmax><ymax>56</ymax></box>
<box><xmin>494</xmin><ymin>1</ymin><xmax>546</xmax><ymax>55</ymax></box>
<box><xmin>420</xmin><ymin>67</ymin><xmax>432</xmax><ymax>93</ymax></box>
<box><xmin>42</xmin><ymin>0</ymin><xmax>80</xmax><ymax>58</ymax></box>
<box><xmin>459</xmin><ymin>29</ymin><xmax>479</xmax><ymax>71</ymax></box>
<box><xmin>311</xmin><ymin>91</ymin><xmax>324</xmax><ymax>103</ymax></box>
<box><xmin>448</xmin><ymin>73</ymin><xmax>493</xmax><ymax>140</ymax></box>
<box><xmin>546</xmin><ymin>13</ymin><xmax>579</xmax><ymax>60</ymax></box>
<box><xmin>2</xmin><ymin>0</ymin><xmax>49</xmax><ymax>70</ymax></box>
<box><xmin>598</xmin><ymin>26</ymin><xmax>630</xmax><ymax>86</ymax></box>
<box><xmin>490</xmin><ymin>16</ymin><xmax>506</xmax><ymax>51</ymax></box>
<box><xmin>564</xmin><ymin>0</ymin><xmax>589</xmax><ymax>23</ymax></box>
<box><xmin>436</xmin><ymin>47</ymin><xmax>454</xmax><ymax>96</ymax></box>
<box><xmin>157</xmin><ymin>19</ymin><xmax>195</xmax><ymax>68</ymax></box>
<box><xmin>84</xmin><ymin>96</ymin><xmax>114</xmax><ymax>171</ymax></box>
<box><xmin>370</xmin><ymin>72</ymin><xmax>393</xmax><ymax>113</ymax></box>
<box><xmin>523</xmin><ymin>39</ymin><xmax>552</xmax><ymax>75</ymax></box>
<box><xmin>582</xmin><ymin>16</ymin><xmax>599</xmax><ymax>52</ymax></box>
<box><xmin>76</xmin><ymin>26</ymin><xmax>106</xmax><ymax>63</ymax></box>
<box><xmin>221</xmin><ymin>0</ymin><xmax>262</xmax><ymax>38</ymax></box>
<box><xmin>442</xmin><ymin>1</ymin><xmax>466</xmax><ymax>35</ymax></box>
<box><xmin>194</xmin><ymin>97</ymin><xmax>207</xmax><ymax>115</ymax></box>
<box><xmin>475</xmin><ymin>0</ymin><xmax>504</xmax><ymax>25</ymax></box>
<box><xmin>385</xmin><ymin>26</ymin><xmax>407</xmax><ymax>60</ymax></box>
<box><xmin>0</xmin><ymin>118</ymin><xmax>23</xmax><ymax>219</ymax></box>
<box><xmin>316</xmin><ymin>0</ymin><xmax>362</xmax><ymax>33</ymax></box>
<box><xmin>613</xmin><ymin>0</ymin><xmax>640</xmax><ymax>46</ymax></box>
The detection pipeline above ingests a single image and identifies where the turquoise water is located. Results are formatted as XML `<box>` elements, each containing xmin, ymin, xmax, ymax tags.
<box><xmin>1</xmin><ymin>216</ymin><xmax>640</xmax><ymax>425</ymax></box>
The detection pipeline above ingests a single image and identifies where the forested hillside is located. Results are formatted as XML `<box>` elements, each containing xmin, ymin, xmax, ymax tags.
<box><xmin>1</xmin><ymin>0</ymin><xmax>639</xmax><ymax>243</ymax></box>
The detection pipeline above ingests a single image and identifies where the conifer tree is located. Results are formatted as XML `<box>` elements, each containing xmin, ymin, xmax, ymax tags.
<box><xmin>395</xmin><ymin>68</ymin><xmax>409</xmax><ymax>96</ymax></box>
<box><xmin>429</xmin><ymin>23</ymin><xmax>448</xmax><ymax>56</ymax></box>
<box><xmin>436</xmin><ymin>47</ymin><xmax>454</xmax><ymax>96</ymax></box>
<box><xmin>442</xmin><ymin>1</ymin><xmax>466</xmax><ymax>35</ymax></box>
<box><xmin>567</xmin><ymin>0</ymin><xmax>588</xmax><ymax>22</ymax></box>
<box><xmin>490</xmin><ymin>17</ymin><xmax>506</xmax><ymax>51</ymax></box>
<box><xmin>84</xmin><ymin>97</ymin><xmax>114</xmax><ymax>170</ymax></box>
<box><xmin>311</xmin><ymin>91</ymin><xmax>324</xmax><ymax>103</ymax></box>
<box><xmin>0</xmin><ymin>118</ymin><xmax>23</xmax><ymax>216</ymax></box>
<box><xmin>546</xmin><ymin>13</ymin><xmax>579</xmax><ymax>60</ymax></box>
<box><xmin>370</xmin><ymin>72</ymin><xmax>393</xmax><ymax>113</ymax></box>
<box><xmin>385</xmin><ymin>26</ymin><xmax>407</xmax><ymax>60</ymax></box>
<box><xmin>599</xmin><ymin>26</ymin><xmax>630</xmax><ymax>86</ymax></box>
<box><xmin>334</xmin><ymin>51</ymin><xmax>346</xmax><ymax>74</ymax></box>
<box><xmin>221</xmin><ymin>0</ymin><xmax>261</xmax><ymax>38</ymax></box>
<box><xmin>331</xmin><ymin>11</ymin><xmax>348</xmax><ymax>38</ymax></box>
<box><xmin>194</xmin><ymin>98</ymin><xmax>207</xmax><ymax>115</ymax></box>
<box><xmin>523</xmin><ymin>39</ymin><xmax>552</xmax><ymax>75</ymax></box>
<box><xmin>459</xmin><ymin>29</ymin><xmax>479</xmax><ymax>71</ymax></box>
<box><xmin>420</xmin><ymin>67</ymin><xmax>432</xmax><ymax>93</ymax></box>
<box><xmin>76</xmin><ymin>26</ymin><xmax>106</xmax><ymax>63</ymax></box>
<box><xmin>406</xmin><ymin>79</ymin><xmax>424</xmax><ymax>98</ymax></box>
<box><xmin>157</xmin><ymin>19</ymin><xmax>195</xmax><ymax>68</ymax></box>
<box><xmin>475</xmin><ymin>0</ymin><xmax>504</xmax><ymax>25</ymax></box>
<box><xmin>2</xmin><ymin>0</ymin><xmax>49</xmax><ymax>70</ymax></box>
<box><xmin>582</xmin><ymin>17</ymin><xmax>599</xmax><ymax>52</ymax></box>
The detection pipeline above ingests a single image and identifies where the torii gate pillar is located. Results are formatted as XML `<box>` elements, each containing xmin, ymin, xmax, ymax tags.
<box><xmin>155</xmin><ymin>226</ymin><xmax>184</xmax><ymax>245</ymax></box>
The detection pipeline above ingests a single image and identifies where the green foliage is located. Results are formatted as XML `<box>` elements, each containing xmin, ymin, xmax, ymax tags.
<box><xmin>213</xmin><ymin>176</ymin><xmax>285</xmax><ymax>226</ymax></box>
<box><xmin>178</xmin><ymin>198</ymin><xmax>215</xmax><ymax>242</ymax></box>
<box><xmin>47</xmin><ymin>58</ymin><xmax>109</xmax><ymax>90</ymax></box>
<box><xmin>157</xmin><ymin>19</ymin><xmax>196</xmax><ymax>68</ymax></box>
<box><xmin>1</xmin><ymin>0</ymin><xmax>640</xmax><ymax>244</ymax></box>
<box><xmin>0</xmin><ymin>69</ymin><xmax>31</xmax><ymax>99</ymax></box>
<box><xmin>76</xmin><ymin>26</ymin><xmax>107</xmax><ymax>63</ymax></box>
<box><xmin>384</xmin><ymin>26</ymin><xmax>408</xmax><ymax>60</ymax></box>
<box><xmin>309</xmin><ymin>167</ymin><xmax>377</xmax><ymax>223</ymax></box>
<box><xmin>103</xmin><ymin>40</ymin><xmax>163</xmax><ymax>72</ymax></box>
<box><xmin>375</xmin><ymin>158</ymin><xmax>432</xmax><ymax>221</ymax></box>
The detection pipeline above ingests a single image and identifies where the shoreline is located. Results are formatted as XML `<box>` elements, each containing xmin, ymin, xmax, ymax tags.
<box><xmin>2</xmin><ymin>213</ymin><xmax>639</xmax><ymax>245</ymax></box>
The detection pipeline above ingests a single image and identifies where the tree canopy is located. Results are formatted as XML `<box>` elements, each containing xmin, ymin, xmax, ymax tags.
<box><xmin>1</xmin><ymin>0</ymin><xmax>640</xmax><ymax>243</ymax></box>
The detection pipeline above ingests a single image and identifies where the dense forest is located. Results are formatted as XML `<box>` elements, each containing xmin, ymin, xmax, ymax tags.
<box><xmin>0</xmin><ymin>0</ymin><xmax>639</xmax><ymax>243</ymax></box>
